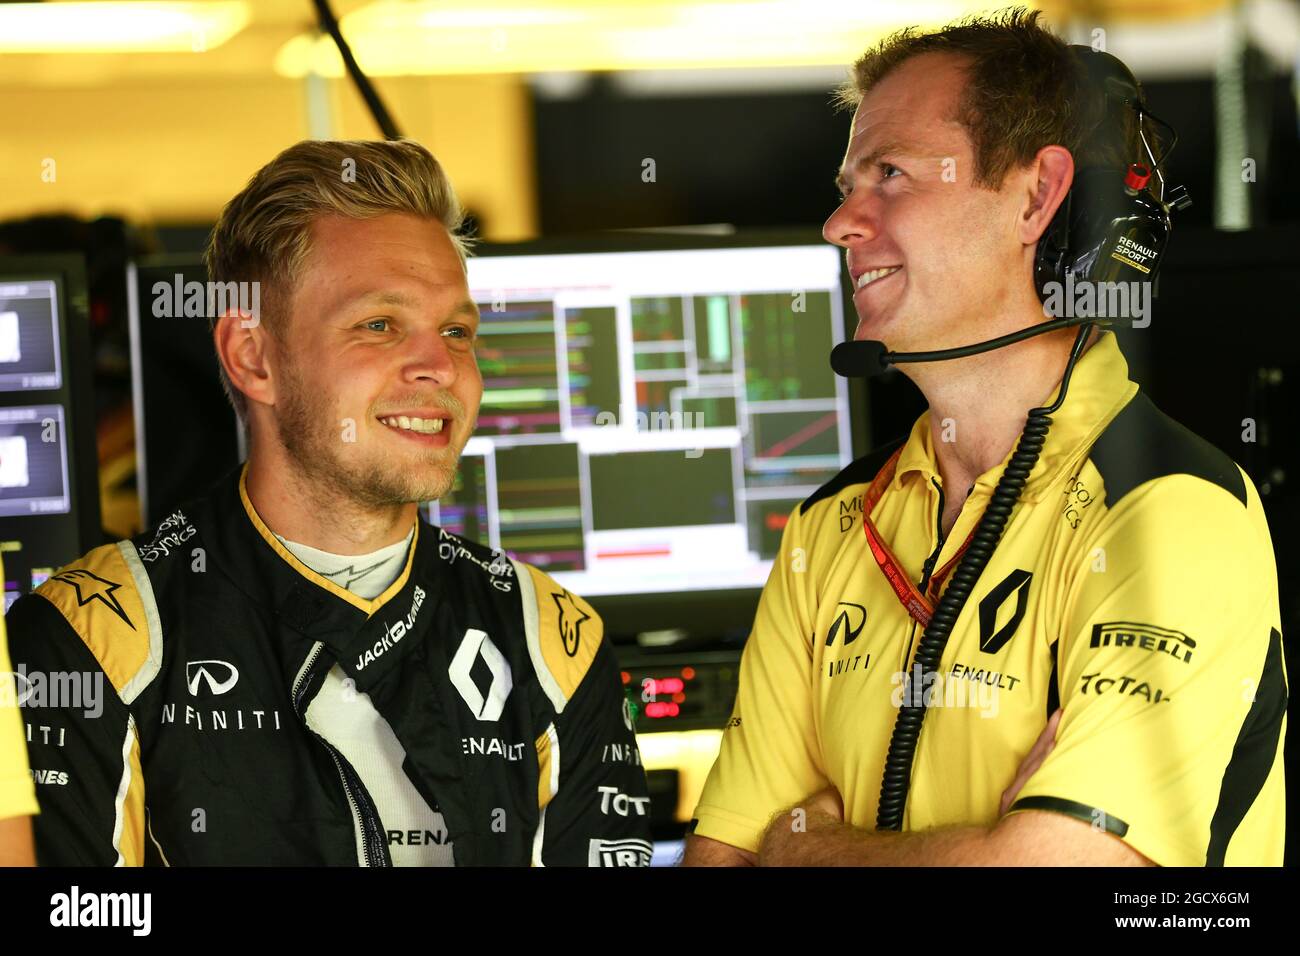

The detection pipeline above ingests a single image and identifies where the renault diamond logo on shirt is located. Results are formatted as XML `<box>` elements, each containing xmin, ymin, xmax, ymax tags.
<box><xmin>186</xmin><ymin>660</ymin><xmax>240</xmax><ymax>697</ymax></box>
<box><xmin>978</xmin><ymin>569</ymin><xmax>1033</xmax><ymax>655</ymax></box>
<box><xmin>449</xmin><ymin>629</ymin><xmax>513</xmax><ymax>721</ymax></box>
<box><xmin>825</xmin><ymin>602</ymin><xmax>867</xmax><ymax>646</ymax></box>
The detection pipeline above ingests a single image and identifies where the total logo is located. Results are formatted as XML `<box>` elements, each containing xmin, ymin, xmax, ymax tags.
<box><xmin>597</xmin><ymin>785</ymin><xmax>651</xmax><ymax>817</ymax></box>
<box><xmin>1079</xmin><ymin>672</ymin><xmax>1173</xmax><ymax>703</ymax></box>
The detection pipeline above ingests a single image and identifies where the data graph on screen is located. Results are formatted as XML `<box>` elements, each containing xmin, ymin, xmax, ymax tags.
<box><xmin>424</xmin><ymin>244</ymin><xmax>853</xmax><ymax>596</ymax></box>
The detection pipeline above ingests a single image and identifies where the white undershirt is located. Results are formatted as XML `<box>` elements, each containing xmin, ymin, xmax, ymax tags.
<box><xmin>278</xmin><ymin>528</ymin><xmax>454</xmax><ymax>866</ymax></box>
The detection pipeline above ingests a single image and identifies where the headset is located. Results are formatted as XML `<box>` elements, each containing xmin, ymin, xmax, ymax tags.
<box><xmin>827</xmin><ymin>46</ymin><xmax>1192</xmax><ymax>831</ymax></box>
<box><xmin>832</xmin><ymin>45</ymin><xmax>1191</xmax><ymax>379</ymax></box>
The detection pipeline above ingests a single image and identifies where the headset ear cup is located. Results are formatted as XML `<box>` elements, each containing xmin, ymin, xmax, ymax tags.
<box><xmin>1034</xmin><ymin>194</ymin><xmax>1072</xmax><ymax>301</ymax></box>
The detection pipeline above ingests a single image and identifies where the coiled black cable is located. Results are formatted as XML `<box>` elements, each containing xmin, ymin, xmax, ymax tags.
<box><xmin>874</xmin><ymin>322</ymin><xmax>1096</xmax><ymax>831</ymax></box>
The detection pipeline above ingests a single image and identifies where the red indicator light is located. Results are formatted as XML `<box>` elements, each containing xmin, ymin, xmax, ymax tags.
<box><xmin>620</xmin><ymin>671</ymin><xmax>631</xmax><ymax>685</ymax></box>
<box><xmin>644</xmin><ymin>677</ymin><xmax>684</xmax><ymax>696</ymax></box>
<box><xmin>681</xmin><ymin>666</ymin><xmax>696</xmax><ymax>681</ymax></box>
<box><xmin>671</xmin><ymin>692</ymin><xmax>686</xmax><ymax>704</ymax></box>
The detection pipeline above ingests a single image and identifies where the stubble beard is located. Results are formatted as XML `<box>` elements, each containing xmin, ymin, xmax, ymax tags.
<box><xmin>276</xmin><ymin>358</ymin><xmax>464</xmax><ymax>509</ymax></box>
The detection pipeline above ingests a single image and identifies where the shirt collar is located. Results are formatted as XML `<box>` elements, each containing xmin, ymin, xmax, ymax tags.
<box><xmin>235</xmin><ymin>464</ymin><xmax>420</xmax><ymax>617</ymax></box>
<box><xmin>892</xmin><ymin>330</ymin><xmax>1137</xmax><ymax>501</ymax></box>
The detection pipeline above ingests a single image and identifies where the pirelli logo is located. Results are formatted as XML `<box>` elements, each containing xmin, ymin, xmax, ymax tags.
<box><xmin>1089</xmin><ymin>621</ymin><xmax>1195</xmax><ymax>664</ymax></box>
<box><xmin>589</xmin><ymin>837</ymin><xmax>653</xmax><ymax>867</ymax></box>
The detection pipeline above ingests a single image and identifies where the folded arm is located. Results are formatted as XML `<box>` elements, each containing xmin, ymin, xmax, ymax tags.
<box><xmin>756</xmin><ymin>800</ymin><xmax>1153</xmax><ymax>866</ymax></box>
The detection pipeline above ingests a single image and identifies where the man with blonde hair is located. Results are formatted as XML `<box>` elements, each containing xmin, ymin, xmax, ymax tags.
<box><xmin>5</xmin><ymin>139</ymin><xmax>651</xmax><ymax>866</ymax></box>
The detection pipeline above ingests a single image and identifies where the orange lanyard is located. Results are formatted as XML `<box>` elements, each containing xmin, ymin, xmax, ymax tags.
<box><xmin>861</xmin><ymin>447</ymin><xmax>977</xmax><ymax>630</ymax></box>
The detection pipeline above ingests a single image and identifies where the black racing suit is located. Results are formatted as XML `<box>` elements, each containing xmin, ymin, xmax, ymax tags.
<box><xmin>5</xmin><ymin>468</ymin><xmax>652</xmax><ymax>866</ymax></box>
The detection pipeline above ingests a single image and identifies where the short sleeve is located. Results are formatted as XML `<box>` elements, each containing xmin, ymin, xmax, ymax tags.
<box><xmin>691</xmin><ymin>505</ymin><xmax>827</xmax><ymax>853</ymax></box>
<box><xmin>1009</xmin><ymin>473</ymin><xmax>1287</xmax><ymax>866</ymax></box>
<box><xmin>0</xmin><ymin>603</ymin><xmax>38</xmax><ymax>821</ymax></box>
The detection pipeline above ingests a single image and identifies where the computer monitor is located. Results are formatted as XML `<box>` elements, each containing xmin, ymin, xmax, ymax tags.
<box><xmin>128</xmin><ymin>256</ymin><xmax>245</xmax><ymax>527</ymax></box>
<box><xmin>434</xmin><ymin>231</ymin><xmax>865</xmax><ymax>637</ymax></box>
<box><xmin>0</xmin><ymin>255</ymin><xmax>102</xmax><ymax>608</ymax></box>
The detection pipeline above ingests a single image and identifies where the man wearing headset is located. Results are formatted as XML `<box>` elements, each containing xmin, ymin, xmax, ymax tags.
<box><xmin>684</xmin><ymin>8</ymin><xmax>1286</xmax><ymax>866</ymax></box>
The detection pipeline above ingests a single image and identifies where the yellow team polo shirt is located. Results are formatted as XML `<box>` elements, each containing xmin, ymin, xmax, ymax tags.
<box><xmin>1</xmin><ymin>556</ymin><xmax>39</xmax><ymax>821</ymax></box>
<box><xmin>693</xmin><ymin>331</ymin><xmax>1287</xmax><ymax>865</ymax></box>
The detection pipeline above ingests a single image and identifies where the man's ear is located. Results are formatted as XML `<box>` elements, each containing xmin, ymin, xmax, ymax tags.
<box><xmin>1019</xmin><ymin>145</ymin><xmax>1074</xmax><ymax>246</ymax></box>
<box><xmin>213</xmin><ymin>310</ymin><xmax>275</xmax><ymax>408</ymax></box>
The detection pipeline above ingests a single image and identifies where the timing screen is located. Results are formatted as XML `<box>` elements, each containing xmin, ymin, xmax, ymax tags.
<box><xmin>0</xmin><ymin>279</ymin><xmax>62</xmax><ymax>391</ymax></box>
<box><xmin>0</xmin><ymin>404</ymin><xmax>71</xmax><ymax>517</ymax></box>
<box><xmin>424</xmin><ymin>245</ymin><xmax>852</xmax><ymax>596</ymax></box>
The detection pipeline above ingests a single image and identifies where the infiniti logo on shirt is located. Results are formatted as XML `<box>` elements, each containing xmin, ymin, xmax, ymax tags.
<box><xmin>356</xmin><ymin>585</ymin><xmax>427</xmax><ymax>671</ymax></box>
<box><xmin>825</xmin><ymin>602</ymin><xmax>867</xmax><ymax>646</ymax></box>
<box><xmin>186</xmin><ymin>660</ymin><xmax>239</xmax><ymax>697</ymax></box>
